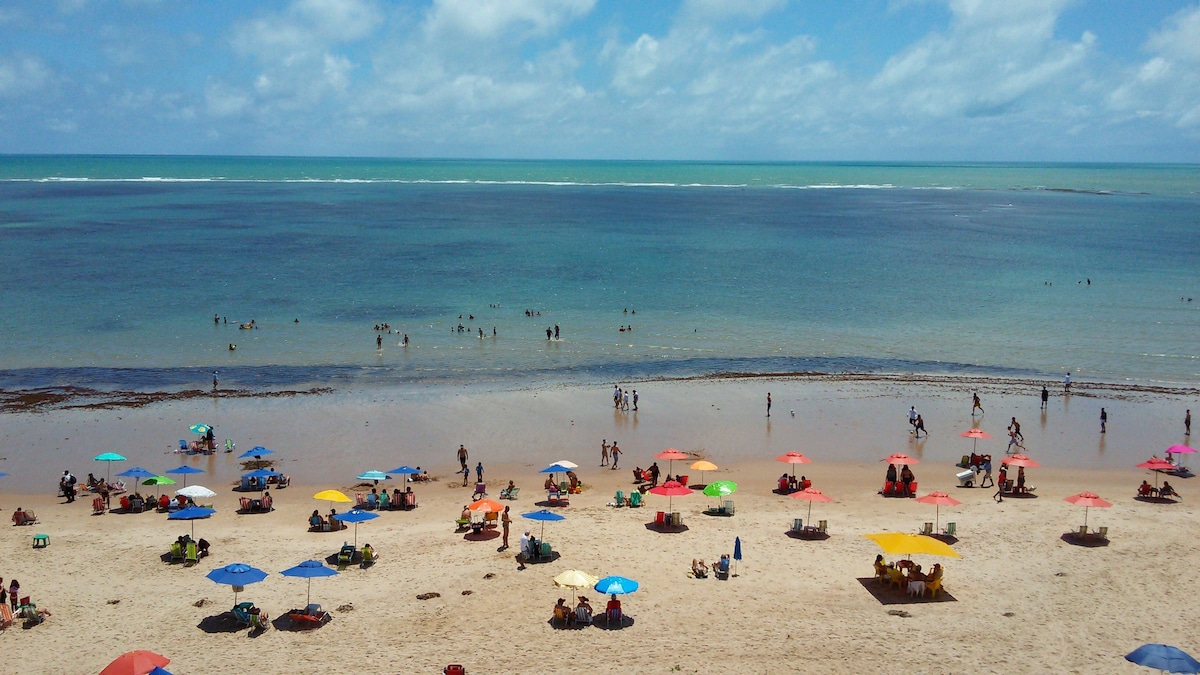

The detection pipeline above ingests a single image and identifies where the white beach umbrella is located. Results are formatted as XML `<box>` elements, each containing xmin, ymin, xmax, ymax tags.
<box><xmin>176</xmin><ymin>485</ymin><xmax>217</xmax><ymax>499</ymax></box>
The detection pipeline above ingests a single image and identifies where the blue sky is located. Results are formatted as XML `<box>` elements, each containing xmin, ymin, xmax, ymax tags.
<box><xmin>2</xmin><ymin>0</ymin><xmax>1199</xmax><ymax>161</ymax></box>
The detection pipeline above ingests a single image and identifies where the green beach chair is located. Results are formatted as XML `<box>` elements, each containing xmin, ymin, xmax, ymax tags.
<box><xmin>184</xmin><ymin>541</ymin><xmax>199</xmax><ymax>566</ymax></box>
<box><xmin>614</xmin><ymin>490</ymin><xmax>624</xmax><ymax>507</ymax></box>
<box><xmin>629</xmin><ymin>491</ymin><xmax>642</xmax><ymax>507</ymax></box>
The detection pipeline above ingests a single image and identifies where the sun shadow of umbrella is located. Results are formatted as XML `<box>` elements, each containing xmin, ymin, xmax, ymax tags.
<box><xmin>272</xmin><ymin>611</ymin><xmax>331</xmax><ymax>631</ymax></box>
<box><xmin>1060</xmin><ymin>532</ymin><xmax>1110</xmax><ymax>548</ymax></box>
<box><xmin>1134</xmin><ymin>495</ymin><xmax>1179</xmax><ymax>504</ymax></box>
<box><xmin>197</xmin><ymin>612</ymin><xmax>250</xmax><ymax>634</ymax></box>
<box><xmin>643</xmin><ymin>522</ymin><xmax>689</xmax><ymax>533</ymax></box>
<box><xmin>524</xmin><ymin>551</ymin><xmax>561</xmax><ymax>565</ymax></box>
<box><xmin>855</xmin><ymin>578</ymin><xmax>957</xmax><ymax>605</ymax></box>
<box><xmin>464</xmin><ymin>529</ymin><xmax>501</xmax><ymax>542</ymax></box>
<box><xmin>546</xmin><ymin>617</ymin><xmax>589</xmax><ymax>630</ymax></box>
<box><xmin>785</xmin><ymin>530</ymin><xmax>830</xmax><ymax>541</ymax></box>
<box><xmin>593</xmin><ymin>614</ymin><xmax>635</xmax><ymax>630</ymax></box>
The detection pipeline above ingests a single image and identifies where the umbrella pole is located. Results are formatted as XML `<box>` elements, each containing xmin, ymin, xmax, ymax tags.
<box><xmin>307</xmin><ymin>578</ymin><xmax>312</xmax><ymax>608</ymax></box>
<box><xmin>807</xmin><ymin>500</ymin><xmax>813</xmax><ymax>523</ymax></box>
<box><xmin>935</xmin><ymin>505</ymin><xmax>940</xmax><ymax>534</ymax></box>
<box><xmin>1083</xmin><ymin>506</ymin><xmax>1088</xmax><ymax>529</ymax></box>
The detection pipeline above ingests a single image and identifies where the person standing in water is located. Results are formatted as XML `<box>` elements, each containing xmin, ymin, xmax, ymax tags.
<box><xmin>766</xmin><ymin>393</ymin><xmax>772</xmax><ymax>417</ymax></box>
<box><xmin>1041</xmin><ymin>386</ymin><xmax>1049</xmax><ymax>409</ymax></box>
<box><xmin>1186</xmin><ymin>409</ymin><xmax>1191</xmax><ymax>436</ymax></box>
<box><xmin>1100</xmin><ymin>408</ymin><xmax>1107</xmax><ymax>433</ymax></box>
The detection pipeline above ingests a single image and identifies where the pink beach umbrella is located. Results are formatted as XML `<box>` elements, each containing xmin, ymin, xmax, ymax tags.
<box><xmin>1167</xmin><ymin>445</ymin><xmax>1195</xmax><ymax>471</ymax></box>
<box><xmin>648</xmin><ymin>480</ymin><xmax>691</xmax><ymax>512</ymax></box>
<box><xmin>1137</xmin><ymin>457</ymin><xmax>1175</xmax><ymax>488</ymax></box>
<box><xmin>775</xmin><ymin>452</ymin><xmax>812</xmax><ymax>477</ymax></box>
<box><xmin>789</xmin><ymin>487</ymin><xmax>832</xmax><ymax>522</ymax></box>
<box><xmin>882</xmin><ymin>453</ymin><xmax>920</xmax><ymax>466</ymax></box>
<box><xmin>959</xmin><ymin>428</ymin><xmax>992</xmax><ymax>455</ymax></box>
<box><xmin>654</xmin><ymin>448</ymin><xmax>689</xmax><ymax>476</ymax></box>
<box><xmin>1063</xmin><ymin>491</ymin><xmax>1112</xmax><ymax>529</ymax></box>
<box><xmin>915</xmin><ymin>491</ymin><xmax>962</xmax><ymax>533</ymax></box>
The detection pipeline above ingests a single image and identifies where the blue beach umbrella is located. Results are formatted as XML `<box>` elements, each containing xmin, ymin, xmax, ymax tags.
<box><xmin>168</xmin><ymin>505</ymin><xmax>215</xmax><ymax>538</ymax></box>
<box><xmin>0</xmin><ymin>471</ymin><xmax>9</xmax><ymax>478</ymax></box>
<box><xmin>356</xmin><ymin>470</ymin><xmax>389</xmax><ymax>482</ymax></box>
<box><xmin>387</xmin><ymin>465</ymin><xmax>421</xmax><ymax>475</ymax></box>
<box><xmin>149</xmin><ymin>668</ymin><xmax>174</xmax><ymax>675</ymax></box>
<box><xmin>595</xmin><ymin>576</ymin><xmax>639</xmax><ymax>595</ymax></box>
<box><xmin>281</xmin><ymin>560</ymin><xmax>338</xmax><ymax>608</ymax></box>
<box><xmin>94</xmin><ymin>452</ymin><xmax>127</xmax><ymax>482</ymax></box>
<box><xmin>1125</xmin><ymin>644</ymin><xmax>1200</xmax><ymax>673</ymax></box>
<box><xmin>241</xmin><ymin>468</ymin><xmax>279</xmax><ymax>494</ymax></box>
<box><xmin>333</xmin><ymin>509</ymin><xmax>378</xmax><ymax>548</ymax></box>
<box><xmin>521</xmin><ymin>509</ymin><xmax>566</xmax><ymax>539</ymax></box>
<box><xmin>239</xmin><ymin>446</ymin><xmax>274</xmax><ymax>459</ymax></box>
<box><xmin>206</xmin><ymin>563</ymin><xmax>267</xmax><ymax>605</ymax></box>
<box><xmin>118</xmin><ymin>467</ymin><xmax>158</xmax><ymax>480</ymax></box>
<box><xmin>164</xmin><ymin>465</ymin><xmax>205</xmax><ymax>487</ymax></box>
<box><xmin>189</xmin><ymin>423</ymin><xmax>211</xmax><ymax>435</ymax></box>
<box><xmin>733</xmin><ymin>536</ymin><xmax>743</xmax><ymax>577</ymax></box>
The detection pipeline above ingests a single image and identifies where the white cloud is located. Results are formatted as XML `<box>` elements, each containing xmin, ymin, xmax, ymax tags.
<box><xmin>0</xmin><ymin>55</ymin><xmax>53</xmax><ymax>98</ymax></box>
<box><xmin>1109</xmin><ymin>4</ymin><xmax>1200</xmax><ymax>128</ymax></box>
<box><xmin>423</xmin><ymin>0</ymin><xmax>594</xmax><ymax>40</ymax></box>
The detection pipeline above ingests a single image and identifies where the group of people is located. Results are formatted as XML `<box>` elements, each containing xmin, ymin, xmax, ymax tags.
<box><xmin>779</xmin><ymin>474</ymin><xmax>812</xmax><ymax>494</ymax></box>
<box><xmin>884</xmin><ymin>464</ymin><xmax>916</xmax><ymax>495</ymax></box>
<box><xmin>552</xmin><ymin>594</ymin><xmax>621</xmax><ymax>626</ymax></box>
<box><xmin>907</xmin><ymin>406</ymin><xmax>927</xmax><ymax>437</ymax></box>
<box><xmin>601</xmin><ymin>440</ymin><xmax>621</xmax><ymax>469</ymax></box>
<box><xmin>309</xmin><ymin>509</ymin><xmax>346</xmax><ymax>531</ymax></box>
<box><xmin>874</xmin><ymin>555</ymin><xmax>943</xmax><ymax>593</ymax></box>
<box><xmin>612</xmin><ymin>385</ymin><xmax>638</xmax><ymax>412</ymax></box>
<box><xmin>1139</xmin><ymin>480</ymin><xmax>1181</xmax><ymax>499</ymax></box>
<box><xmin>690</xmin><ymin>554</ymin><xmax>731</xmax><ymax>578</ymax></box>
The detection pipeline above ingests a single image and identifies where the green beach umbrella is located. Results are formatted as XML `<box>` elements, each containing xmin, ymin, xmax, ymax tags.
<box><xmin>702</xmin><ymin>480</ymin><xmax>738</xmax><ymax>498</ymax></box>
<box><xmin>94</xmin><ymin>452</ymin><xmax>127</xmax><ymax>482</ymax></box>
<box><xmin>142</xmin><ymin>475</ymin><xmax>177</xmax><ymax>499</ymax></box>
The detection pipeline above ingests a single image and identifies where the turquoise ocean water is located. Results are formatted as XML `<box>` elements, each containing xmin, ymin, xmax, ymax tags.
<box><xmin>1</xmin><ymin>156</ymin><xmax>1198</xmax><ymax>390</ymax></box>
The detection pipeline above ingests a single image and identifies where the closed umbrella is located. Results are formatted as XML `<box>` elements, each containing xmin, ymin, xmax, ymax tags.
<box><xmin>164</xmin><ymin>465</ymin><xmax>204</xmax><ymax>487</ymax></box>
<box><xmin>648</xmin><ymin>480</ymin><xmax>691</xmax><ymax>512</ymax></box>
<box><xmin>521</xmin><ymin>508</ymin><xmax>565</xmax><ymax>540</ymax></box>
<box><xmin>914</xmin><ymin>491</ymin><xmax>962</xmax><ymax>533</ymax></box>
<box><xmin>94</xmin><ymin>452</ymin><xmax>127</xmax><ymax>482</ymax></box>
<box><xmin>333</xmin><ymin>508</ymin><xmax>378</xmax><ymax>548</ymax></box>
<box><xmin>1063</xmin><ymin>491</ymin><xmax>1112</xmax><ymax>529</ymax></box>
<box><xmin>789</xmin><ymin>487</ymin><xmax>833</xmax><ymax>522</ymax></box>
<box><xmin>100</xmin><ymin>650</ymin><xmax>170</xmax><ymax>675</ymax></box>
<box><xmin>168</xmin><ymin>506</ymin><xmax>215</xmax><ymax>538</ymax></box>
<box><xmin>280</xmin><ymin>560</ymin><xmax>338</xmax><ymax>609</ymax></box>
<box><xmin>206</xmin><ymin>563</ymin><xmax>267</xmax><ymax>605</ymax></box>
<box><xmin>775</xmin><ymin>452</ymin><xmax>812</xmax><ymax>477</ymax></box>
<box><xmin>733</xmin><ymin>536</ymin><xmax>743</xmax><ymax>577</ymax></box>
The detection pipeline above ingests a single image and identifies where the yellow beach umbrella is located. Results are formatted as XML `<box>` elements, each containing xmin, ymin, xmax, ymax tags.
<box><xmin>313</xmin><ymin>489</ymin><xmax>352</xmax><ymax>505</ymax></box>
<box><xmin>690</xmin><ymin>460</ymin><xmax>718</xmax><ymax>485</ymax></box>
<box><xmin>553</xmin><ymin>570</ymin><xmax>599</xmax><ymax>590</ymax></box>
<box><xmin>862</xmin><ymin>532</ymin><xmax>961</xmax><ymax>559</ymax></box>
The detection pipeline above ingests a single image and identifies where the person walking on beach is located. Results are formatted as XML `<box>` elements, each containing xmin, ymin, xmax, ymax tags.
<box><xmin>460</xmin><ymin>464</ymin><xmax>470</xmax><ymax>487</ymax></box>
<box><xmin>632</xmin><ymin>389</ymin><xmax>638</xmax><ymax>411</ymax></box>
<box><xmin>908</xmin><ymin>406</ymin><xmax>918</xmax><ymax>433</ymax></box>
<box><xmin>501</xmin><ymin>505</ymin><xmax>511</xmax><ymax>551</ymax></box>
<box><xmin>1100</xmin><ymin>408</ymin><xmax>1107</xmax><ymax>433</ymax></box>
<box><xmin>978</xmin><ymin>456</ymin><xmax>994</xmax><ymax>488</ymax></box>
<box><xmin>601</xmin><ymin>440</ymin><xmax>609</xmax><ymax>467</ymax></box>
<box><xmin>1041</xmin><ymin>386</ymin><xmax>1049</xmax><ymax>409</ymax></box>
<box><xmin>212</xmin><ymin>370</ymin><xmax>219</xmax><ymax>390</ymax></box>
<box><xmin>1186</xmin><ymin>409</ymin><xmax>1191</xmax><ymax>436</ymax></box>
<box><xmin>476</xmin><ymin>461</ymin><xmax>485</xmax><ymax>484</ymax></box>
<box><xmin>994</xmin><ymin>466</ymin><xmax>1008</xmax><ymax>503</ymax></box>
<box><xmin>972</xmin><ymin>392</ymin><xmax>984</xmax><ymax>416</ymax></box>
<box><xmin>614</xmin><ymin>386</ymin><xmax>622</xmax><ymax>409</ymax></box>
<box><xmin>457</xmin><ymin>444</ymin><xmax>468</xmax><ymax>471</ymax></box>
<box><xmin>622</xmin><ymin>390</ymin><xmax>630</xmax><ymax>411</ymax></box>
<box><xmin>766</xmin><ymin>393</ymin><xmax>772</xmax><ymax>417</ymax></box>
<box><xmin>914</xmin><ymin>415</ymin><xmax>926</xmax><ymax>438</ymax></box>
<box><xmin>610</xmin><ymin>442</ymin><xmax>620</xmax><ymax>470</ymax></box>
<box><xmin>1064</xmin><ymin>372</ymin><xmax>1071</xmax><ymax>392</ymax></box>
<box><xmin>1009</xmin><ymin>417</ymin><xmax>1023</xmax><ymax>443</ymax></box>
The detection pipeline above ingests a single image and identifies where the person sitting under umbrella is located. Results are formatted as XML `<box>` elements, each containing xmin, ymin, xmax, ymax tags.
<box><xmin>606</xmin><ymin>594</ymin><xmax>622</xmax><ymax>624</ymax></box>
<box><xmin>1161</xmin><ymin>481</ymin><xmax>1181</xmax><ymax>498</ymax></box>
<box><xmin>885</xmin><ymin>463</ymin><xmax>898</xmax><ymax>486</ymax></box>
<box><xmin>1139</xmin><ymin>480</ymin><xmax>1156</xmax><ymax>497</ymax></box>
<box><xmin>553</xmin><ymin>598</ymin><xmax>573</xmax><ymax>625</ymax></box>
<box><xmin>574</xmin><ymin>596</ymin><xmax>593</xmax><ymax>624</ymax></box>
<box><xmin>900</xmin><ymin>465</ymin><xmax>915</xmax><ymax>493</ymax></box>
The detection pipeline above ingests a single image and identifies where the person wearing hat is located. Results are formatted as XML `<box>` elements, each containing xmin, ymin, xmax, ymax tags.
<box><xmin>574</xmin><ymin>596</ymin><xmax>593</xmax><ymax>624</ymax></box>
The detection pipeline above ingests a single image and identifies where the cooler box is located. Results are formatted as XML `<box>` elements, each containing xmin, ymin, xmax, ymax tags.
<box><xmin>956</xmin><ymin>470</ymin><xmax>976</xmax><ymax>487</ymax></box>
<box><xmin>655</xmin><ymin>511</ymin><xmax>666</xmax><ymax>525</ymax></box>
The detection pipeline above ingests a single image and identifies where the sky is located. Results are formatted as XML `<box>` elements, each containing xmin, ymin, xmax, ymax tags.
<box><xmin>2</xmin><ymin>0</ymin><xmax>1199</xmax><ymax>161</ymax></box>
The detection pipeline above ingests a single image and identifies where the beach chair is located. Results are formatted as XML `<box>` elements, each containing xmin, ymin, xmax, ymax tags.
<box><xmin>886</xmin><ymin>567</ymin><xmax>906</xmax><ymax>590</ymax></box>
<box><xmin>232</xmin><ymin>601</ymin><xmax>255</xmax><ymax>625</ymax></box>
<box><xmin>722</xmin><ymin>500</ymin><xmax>735</xmax><ymax>515</ymax></box>
<box><xmin>355</xmin><ymin>493</ymin><xmax>366</xmax><ymax>507</ymax></box>
<box><xmin>179</xmin><ymin>440</ymin><xmax>189</xmax><ymax>452</ymax></box>
<box><xmin>920</xmin><ymin>522</ymin><xmax>934</xmax><ymax>535</ymax></box>
<box><xmin>444</xmin><ymin>665</ymin><xmax>466</xmax><ymax>675</ymax></box>
<box><xmin>366</xmin><ymin>493</ymin><xmax>378</xmax><ymax>510</ymax></box>
<box><xmin>484</xmin><ymin>511</ymin><xmax>499</xmax><ymax>529</ymax></box>
<box><xmin>337</xmin><ymin>543</ymin><xmax>357</xmax><ymax>565</ymax></box>
<box><xmin>455</xmin><ymin>517</ymin><xmax>470</xmax><ymax>532</ymax></box>
<box><xmin>185</xmin><ymin>541</ymin><xmax>199</xmax><ymax>566</ymax></box>
<box><xmin>539</xmin><ymin>541</ymin><xmax>552</xmax><ymax>561</ymax></box>
<box><xmin>361</xmin><ymin>546</ymin><xmax>378</xmax><ymax>567</ymax></box>
<box><xmin>500</xmin><ymin>486</ymin><xmax>520</xmax><ymax>500</ymax></box>
<box><xmin>130</xmin><ymin>497</ymin><xmax>145</xmax><ymax>513</ymax></box>
<box><xmin>93</xmin><ymin>496</ymin><xmax>106</xmax><ymax>515</ymax></box>
<box><xmin>792</xmin><ymin>518</ymin><xmax>804</xmax><ymax>533</ymax></box>
<box><xmin>249</xmin><ymin>609</ymin><xmax>269</xmax><ymax>630</ymax></box>
<box><xmin>225</xmin><ymin>438</ymin><xmax>235</xmax><ymax>452</ymax></box>
<box><xmin>472</xmin><ymin>483</ymin><xmax>487</xmax><ymax>500</ymax></box>
<box><xmin>13</xmin><ymin>510</ymin><xmax>38</xmax><ymax>526</ymax></box>
<box><xmin>0</xmin><ymin>603</ymin><xmax>12</xmax><ymax>630</ymax></box>
<box><xmin>378</xmin><ymin>492</ymin><xmax>391</xmax><ymax>510</ymax></box>
<box><xmin>629</xmin><ymin>491</ymin><xmax>642</xmax><ymax>507</ymax></box>
<box><xmin>240</xmin><ymin>497</ymin><xmax>253</xmax><ymax>512</ymax></box>
<box><xmin>404</xmin><ymin>491</ymin><xmax>417</xmax><ymax>510</ymax></box>
<box><xmin>556</xmin><ymin>491</ymin><xmax>569</xmax><ymax>506</ymax></box>
<box><xmin>817</xmin><ymin>519</ymin><xmax>827</xmax><ymax>534</ymax></box>
<box><xmin>260</xmin><ymin>493</ymin><xmax>272</xmax><ymax>512</ymax></box>
<box><xmin>169</xmin><ymin>542</ymin><xmax>184</xmax><ymax>563</ymax></box>
<box><xmin>613</xmin><ymin>490</ymin><xmax>624</xmax><ymax>507</ymax></box>
<box><xmin>925</xmin><ymin>577</ymin><xmax>943</xmax><ymax>598</ymax></box>
<box><xmin>1095</xmin><ymin>526</ymin><xmax>1108</xmax><ymax>540</ymax></box>
<box><xmin>943</xmin><ymin>522</ymin><xmax>956</xmax><ymax>537</ymax></box>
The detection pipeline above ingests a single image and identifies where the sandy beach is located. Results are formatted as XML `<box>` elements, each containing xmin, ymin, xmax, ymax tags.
<box><xmin>2</xmin><ymin>375</ymin><xmax>1198</xmax><ymax>674</ymax></box>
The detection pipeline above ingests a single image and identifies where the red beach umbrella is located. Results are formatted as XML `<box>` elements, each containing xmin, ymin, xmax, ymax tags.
<box><xmin>100</xmin><ymin>651</ymin><xmax>170</xmax><ymax>675</ymax></box>
<box><xmin>654</xmin><ymin>448</ymin><xmax>689</xmax><ymax>476</ymax></box>
<box><xmin>1137</xmin><ymin>457</ymin><xmax>1175</xmax><ymax>487</ymax></box>
<box><xmin>1064</xmin><ymin>491</ymin><xmax>1112</xmax><ymax>529</ymax></box>
<box><xmin>1001</xmin><ymin>454</ymin><xmax>1040</xmax><ymax>468</ymax></box>
<box><xmin>915</xmin><ymin>491</ymin><xmax>962</xmax><ymax>532</ymax></box>
<box><xmin>882</xmin><ymin>453</ymin><xmax>920</xmax><ymax>466</ymax></box>
<box><xmin>960</xmin><ymin>428</ymin><xmax>992</xmax><ymax>454</ymax></box>
<box><xmin>789</xmin><ymin>486</ymin><xmax>832</xmax><ymax>521</ymax></box>
<box><xmin>648</xmin><ymin>480</ymin><xmax>691</xmax><ymax>511</ymax></box>
<box><xmin>775</xmin><ymin>451</ymin><xmax>812</xmax><ymax>477</ymax></box>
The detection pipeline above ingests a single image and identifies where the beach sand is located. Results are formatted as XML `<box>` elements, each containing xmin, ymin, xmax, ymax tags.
<box><xmin>1</xmin><ymin>376</ymin><xmax>1197</xmax><ymax>673</ymax></box>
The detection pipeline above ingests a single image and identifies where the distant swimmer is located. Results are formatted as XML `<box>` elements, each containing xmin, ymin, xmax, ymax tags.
<box><xmin>546</xmin><ymin>327</ymin><xmax>552</xmax><ymax>340</ymax></box>
<box><xmin>554</xmin><ymin>324</ymin><xmax>560</xmax><ymax>339</ymax></box>
<box><xmin>228</xmin><ymin>343</ymin><xmax>236</xmax><ymax>351</ymax></box>
<box><xmin>214</xmin><ymin>313</ymin><xmax>219</xmax><ymax>325</ymax></box>
<box><xmin>376</xmin><ymin>335</ymin><xmax>382</xmax><ymax>349</ymax></box>
<box><xmin>402</xmin><ymin>333</ymin><xmax>409</xmax><ymax>346</ymax></box>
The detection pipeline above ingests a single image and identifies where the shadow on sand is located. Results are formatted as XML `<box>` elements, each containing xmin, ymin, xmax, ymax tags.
<box><xmin>856</xmin><ymin>578</ymin><xmax>956</xmax><ymax>605</ymax></box>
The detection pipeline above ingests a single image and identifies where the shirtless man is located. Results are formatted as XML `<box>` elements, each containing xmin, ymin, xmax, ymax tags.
<box><xmin>456</xmin><ymin>444</ymin><xmax>468</xmax><ymax>471</ymax></box>
<box><xmin>601</xmin><ymin>439</ymin><xmax>610</xmax><ymax>467</ymax></box>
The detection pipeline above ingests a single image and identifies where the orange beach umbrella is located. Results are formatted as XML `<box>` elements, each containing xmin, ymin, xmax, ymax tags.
<box><xmin>776</xmin><ymin>451</ymin><xmax>812</xmax><ymax>476</ymax></box>
<box><xmin>100</xmin><ymin>650</ymin><xmax>170</xmax><ymax>675</ymax></box>
<box><xmin>655</xmin><ymin>448</ymin><xmax>689</xmax><ymax>476</ymax></box>
<box><xmin>960</xmin><ymin>427</ymin><xmax>992</xmax><ymax>454</ymax></box>
<box><xmin>1001</xmin><ymin>454</ymin><xmax>1040</xmax><ymax>468</ymax></box>
<box><xmin>468</xmin><ymin>499</ymin><xmax>504</xmax><ymax>513</ymax></box>
<box><xmin>882</xmin><ymin>453</ymin><xmax>919</xmax><ymax>466</ymax></box>
<box><xmin>689</xmin><ymin>460</ymin><xmax>718</xmax><ymax>485</ymax></box>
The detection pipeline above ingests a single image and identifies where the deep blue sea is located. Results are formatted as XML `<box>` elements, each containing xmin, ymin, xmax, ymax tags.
<box><xmin>2</xmin><ymin>156</ymin><xmax>1198</xmax><ymax>390</ymax></box>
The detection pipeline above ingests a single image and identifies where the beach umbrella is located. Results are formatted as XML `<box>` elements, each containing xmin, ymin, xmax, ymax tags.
<box><xmin>189</xmin><ymin>424</ymin><xmax>211</xmax><ymax>435</ymax></box>
<box><xmin>789</xmin><ymin>487</ymin><xmax>833</xmax><ymax>522</ymax></box>
<box><xmin>94</xmin><ymin>452</ymin><xmax>127</xmax><ymax>482</ymax></box>
<box><xmin>175</xmin><ymin>485</ymin><xmax>216</xmax><ymax>500</ymax></box>
<box><xmin>1167</xmin><ymin>445</ymin><xmax>1195</xmax><ymax>472</ymax></box>
<box><xmin>100</xmin><ymin>650</ymin><xmax>170</xmax><ymax>675</ymax></box>
<box><xmin>882</xmin><ymin>453</ymin><xmax>920</xmax><ymax>466</ymax></box>
<box><xmin>702</xmin><ymin>480</ymin><xmax>738</xmax><ymax>498</ymax></box>
<box><xmin>689</xmin><ymin>460</ymin><xmax>717</xmax><ymax>485</ymax></box>
<box><xmin>915</xmin><ymin>491</ymin><xmax>962</xmax><ymax>533</ymax></box>
<box><xmin>118</xmin><ymin>467</ymin><xmax>158</xmax><ymax>480</ymax></box>
<box><xmin>733</xmin><ymin>536</ymin><xmax>742</xmax><ymax>576</ymax></box>
<box><xmin>863</xmin><ymin>533</ymin><xmax>961</xmax><ymax>560</ymax></box>
<box><xmin>960</xmin><ymin>428</ymin><xmax>992</xmax><ymax>454</ymax></box>
<box><xmin>595</xmin><ymin>575</ymin><xmax>639</xmax><ymax>595</ymax></box>
<box><xmin>522</xmin><ymin>508</ymin><xmax>565</xmax><ymax>540</ymax></box>
<box><xmin>550</xmin><ymin>460</ymin><xmax>579</xmax><ymax>469</ymax></box>
<box><xmin>648</xmin><ymin>480</ymin><xmax>691</xmax><ymax>512</ymax></box>
<box><xmin>280</xmin><ymin>560</ymin><xmax>338</xmax><ymax>609</ymax></box>
<box><xmin>168</xmin><ymin>505</ymin><xmax>215</xmax><ymax>538</ymax></box>
<box><xmin>1139</xmin><ymin>457</ymin><xmax>1176</xmax><ymax>490</ymax></box>
<box><xmin>314</xmin><ymin>489</ymin><xmax>353</xmax><ymax>509</ymax></box>
<box><xmin>141</xmin><ymin>475</ymin><xmax>176</xmax><ymax>499</ymax></box>
<box><xmin>1064</xmin><ymin>492</ymin><xmax>1112</xmax><ymax>529</ymax></box>
<box><xmin>553</xmin><ymin>569</ymin><xmax>599</xmax><ymax>591</ymax></box>
<box><xmin>356</xmin><ymin>470</ymin><xmax>389</xmax><ymax>483</ymax></box>
<box><xmin>0</xmin><ymin>471</ymin><xmax>7</xmax><ymax>478</ymax></box>
<box><xmin>469</xmin><ymin>498</ymin><xmax>504</xmax><ymax>513</ymax></box>
<box><xmin>1001</xmin><ymin>454</ymin><xmax>1041</xmax><ymax>468</ymax></box>
<box><xmin>387</xmin><ymin>465</ymin><xmax>421</xmax><ymax>475</ymax></box>
<box><xmin>149</xmin><ymin>668</ymin><xmax>173</xmax><ymax>675</ymax></box>
<box><xmin>164</xmin><ymin>465</ymin><xmax>204</xmax><ymax>487</ymax></box>
<box><xmin>239</xmin><ymin>446</ymin><xmax>274</xmax><ymax>459</ymax></box>
<box><xmin>775</xmin><ymin>452</ymin><xmax>812</xmax><ymax>477</ymax></box>
<box><xmin>1125</xmin><ymin>644</ymin><xmax>1200</xmax><ymax>673</ymax></box>
<box><xmin>333</xmin><ymin>508</ymin><xmax>378</xmax><ymax>548</ymax></box>
<box><xmin>242</xmin><ymin>469</ymin><xmax>279</xmax><ymax>493</ymax></box>
<box><xmin>206</xmin><ymin>562</ymin><xmax>267</xmax><ymax>605</ymax></box>
<box><xmin>655</xmin><ymin>448</ymin><xmax>688</xmax><ymax>475</ymax></box>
